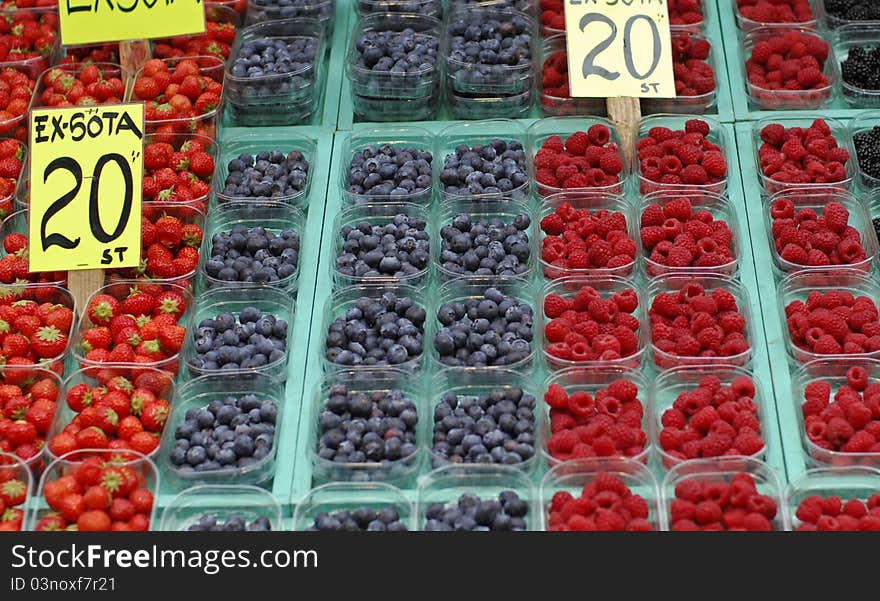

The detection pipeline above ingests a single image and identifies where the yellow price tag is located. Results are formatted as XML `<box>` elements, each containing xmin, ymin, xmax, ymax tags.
<box><xmin>59</xmin><ymin>0</ymin><xmax>206</xmax><ymax>46</ymax></box>
<box><xmin>564</xmin><ymin>0</ymin><xmax>676</xmax><ymax>98</ymax></box>
<box><xmin>28</xmin><ymin>104</ymin><xmax>144</xmax><ymax>273</ymax></box>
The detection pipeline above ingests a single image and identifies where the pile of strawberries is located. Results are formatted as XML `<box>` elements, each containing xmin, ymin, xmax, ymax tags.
<box><xmin>152</xmin><ymin>18</ymin><xmax>236</xmax><ymax>62</ymax></box>
<box><xmin>785</xmin><ymin>290</ymin><xmax>880</xmax><ymax>357</ymax></box>
<box><xmin>746</xmin><ymin>31</ymin><xmax>830</xmax><ymax>100</ymax></box>
<box><xmin>758</xmin><ymin>120</ymin><xmax>850</xmax><ymax>188</ymax></box>
<box><xmin>0</xmin><ymin>9</ymin><xmax>58</xmax><ymax>68</ymax></box>
<box><xmin>78</xmin><ymin>284</ymin><xmax>189</xmax><ymax>369</ymax></box>
<box><xmin>540</xmin><ymin>201</ymin><xmax>636</xmax><ymax>276</ymax></box>
<box><xmin>0</xmin><ymin>462</ymin><xmax>26</xmax><ymax>531</ymax></box>
<box><xmin>0</xmin><ymin>67</ymin><xmax>35</xmax><ymax>142</ymax></box>
<box><xmin>640</xmin><ymin>196</ymin><xmax>735</xmax><ymax>273</ymax></box>
<box><xmin>659</xmin><ymin>374</ymin><xmax>765</xmax><ymax>465</ymax></box>
<box><xmin>771</xmin><ymin>198</ymin><xmax>869</xmax><ymax>268</ymax></box>
<box><xmin>0</xmin><ymin>226</ymin><xmax>66</xmax><ymax>286</ymax></box>
<box><xmin>636</xmin><ymin>119</ymin><xmax>727</xmax><ymax>191</ymax></box>
<box><xmin>58</xmin><ymin>43</ymin><xmax>119</xmax><ymax>68</ymax></box>
<box><xmin>0</xmin><ymin>138</ymin><xmax>23</xmax><ymax>219</ymax></box>
<box><xmin>649</xmin><ymin>282</ymin><xmax>751</xmax><ymax>366</ymax></box>
<box><xmin>35</xmin><ymin>454</ymin><xmax>154</xmax><ymax>531</ymax></box>
<box><xmin>131</xmin><ymin>58</ymin><xmax>223</xmax><ymax>136</ymax></box>
<box><xmin>671</xmin><ymin>35</ymin><xmax>715</xmax><ymax>99</ymax></box>
<box><xmin>794</xmin><ymin>493</ymin><xmax>880</xmax><ymax>531</ymax></box>
<box><xmin>534</xmin><ymin>125</ymin><xmax>624</xmax><ymax>192</ymax></box>
<box><xmin>547</xmin><ymin>472</ymin><xmax>653</xmax><ymax>531</ymax></box>
<box><xmin>48</xmin><ymin>368</ymin><xmax>172</xmax><ymax>458</ymax></box>
<box><xmin>801</xmin><ymin>365</ymin><xmax>880</xmax><ymax>455</ymax></box>
<box><xmin>669</xmin><ymin>472</ymin><xmax>780</xmax><ymax>531</ymax></box>
<box><xmin>544</xmin><ymin>284</ymin><xmax>641</xmax><ymax>363</ymax></box>
<box><xmin>0</xmin><ymin>369</ymin><xmax>58</xmax><ymax>463</ymax></box>
<box><xmin>545</xmin><ymin>379</ymin><xmax>647</xmax><ymax>461</ymax></box>
<box><xmin>37</xmin><ymin>64</ymin><xmax>125</xmax><ymax>107</ymax></box>
<box><xmin>109</xmin><ymin>210</ymin><xmax>203</xmax><ymax>285</ymax></box>
<box><xmin>737</xmin><ymin>0</ymin><xmax>814</xmax><ymax>24</ymax></box>
<box><xmin>142</xmin><ymin>137</ymin><xmax>214</xmax><ymax>206</ymax></box>
<box><xmin>0</xmin><ymin>293</ymin><xmax>74</xmax><ymax>368</ymax></box>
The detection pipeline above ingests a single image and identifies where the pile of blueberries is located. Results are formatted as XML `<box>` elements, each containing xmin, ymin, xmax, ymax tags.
<box><xmin>325</xmin><ymin>292</ymin><xmax>426</xmax><ymax>367</ymax></box>
<box><xmin>230</xmin><ymin>36</ymin><xmax>320</xmax><ymax>96</ymax></box>
<box><xmin>190</xmin><ymin>307</ymin><xmax>288</xmax><ymax>372</ymax></box>
<box><xmin>205</xmin><ymin>224</ymin><xmax>300</xmax><ymax>285</ymax></box>
<box><xmin>439</xmin><ymin>212</ymin><xmax>531</xmax><ymax>278</ymax></box>
<box><xmin>169</xmin><ymin>394</ymin><xmax>277</xmax><ymax>473</ymax></box>
<box><xmin>336</xmin><ymin>214</ymin><xmax>430</xmax><ymax>281</ymax></box>
<box><xmin>432</xmin><ymin>388</ymin><xmax>536</xmax><ymax>466</ymax></box>
<box><xmin>424</xmin><ymin>491</ymin><xmax>528</xmax><ymax>531</ymax></box>
<box><xmin>248</xmin><ymin>0</ymin><xmax>335</xmax><ymax>29</ymax></box>
<box><xmin>221</xmin><ymin>150</ymin><xmax>310</xmax><ymax>200</ymax></box>
<box><xmin>307</xmin><ymin>507</ymin><xmax>409</xmax><ymax>531</ymax></box>
<box><xmin>187</xmin><ymin>513</ymin><xmax>273</xmax><ymax>532</ymax></box>
<box><xmin>357</xmin><ymin>0</ymin><xmax>440</xmax><ymax>15</ymax></box>
<box><xmin>440</xmin><ymin>139</ymin><xmax>529</xmax><ymax>198</ymax></box>
<box><xmin>347</xmin><ymin>144</ymin><xmax>434</xmax><ymax>199</ymax></box>
<box><xmin>317</xmin><ymin>382</ymin><xmax>419</xmax><ymax>467</ymax></box>
<box><xmin>444</xmin><ymin>11</ymin><xmax>533</xmax><ymax>87</ymax></box>
<box><xmin>434</xmin><ymin>287</ymin><xmax>533</xmax><ymax>367</ymax></box>
<box><xmin>353</xmin><ymin>28</ymin><xmax>439</xmax><ymax>76</ymax></box>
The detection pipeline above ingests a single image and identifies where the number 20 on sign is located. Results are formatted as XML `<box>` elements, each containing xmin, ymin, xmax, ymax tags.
<box><xmin>564</xmin><ymin>0</ymin><xmax>676</xmax><ymax>98</ymax></box>
<box><xmin>28</xmin><ymin>104</ymin><xmax>144</xmax><ymax>273</ymax></box>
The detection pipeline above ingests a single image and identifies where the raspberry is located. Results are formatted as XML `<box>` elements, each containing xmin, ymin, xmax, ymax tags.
<box><xmin>760</xmin><ymin>123</ymin><xmax>786</xmax><ymax>147</ymax></box>
<box><xmin>565</xmin><ymin>131</ymin><xmax>590</xmax><ymax>156</ymax></box>
<box><xmin>680</xmin><ymin>164</ymin><xmax>709</xmax><ymax>184</ymax></box>
<box><xmin>543</xmin><ymin>135</ymin><xmax>564</xmax><ymax>153</ymax></box>
<box><xmin>599</xmin><ymin>152</ymin><xmax>623</xmax><ymax>175</ymax></box>
<box><xmin>587</xmin><ymin>124</ymin><xmax>610</xmax><ymax>146</ymax></box>
<box><xmin>823</xmin><ymin>201</ymin><xmax>850</xmax><ymax>234</ymax></box>
<box><xmin>545</xmin><ymin>383</ymin><xmax>569</xmax><ymax>410</ymax></box>
<box><xmin>662</xmin><ymin>197</ymin><xmax>693</xmax><ymax>221</ymax></box>
<box><xmin>544</xmin><ymin>294</ymin><xmax>570</xmax><ymax>319</ymax></box>
<box><xmin>685</xmin><ymin>119</ymin><xmax>711</xmax><ymax>136</ymax></box>
<box><xmin>702</xmin><ymin>151</ymin><xmax>727</xmax><ymax>178</ymax></box>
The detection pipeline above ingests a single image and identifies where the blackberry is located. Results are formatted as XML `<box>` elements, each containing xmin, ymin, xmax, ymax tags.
<box><xmin>840</xmin><ymin>44</ymin><xmax>880</xmax><ymax>91</ymax></box>
<box><xmin>854</xmin><ymin>126</ymin><xmax>880</xmax><ymax>183</ymax></box>
<box><xmin>825</xmin><ymin>0</ymin><xmax>880</xmax><ymax>21</ymax></box>
<box><xmin>873</xmin><ymin>216</ymin><xmax>880</xmax><ymax>246</ymax></box>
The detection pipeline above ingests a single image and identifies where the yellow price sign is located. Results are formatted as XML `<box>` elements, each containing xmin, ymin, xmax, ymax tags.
<box><xmin>28</xmin><ymin>104</ymin><xmax>144</xmax><ymax>273</ymax></box>
<box><xmin>59</xmin><ymin>0</ymin><xmax>206</xmax><ymax>46</ymax></box>
<box><xmin>564</xmin><ymin>0</ymin><xmax>675</xmax><ymax>98</ymax></box>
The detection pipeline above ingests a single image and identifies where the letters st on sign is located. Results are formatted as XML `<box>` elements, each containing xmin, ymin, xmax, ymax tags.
<box><xmin>28</xmin><ymin>104</ymin><xmax>144</xmax><ymax>273</ymax></box>
<box><xmin>564</xmin><ymin>0</ymin><xmax>676</xmax><ymax>98</ymax></box>
<box><xmin>60</xmin><ymin>0</ymin><xmax>207</xmax><ymax>46</ymax></box>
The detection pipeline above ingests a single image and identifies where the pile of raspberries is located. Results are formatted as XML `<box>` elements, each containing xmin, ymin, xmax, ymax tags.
<box><xmin>534</xmin><ymin>125</ymin><xmax>624</xmax><ymax>192</ymax></box>
<box><xmin>801</xmin><ymin>365</ymin><xmax>880</xmax><ymax>455</ymax></box>
<box><xmin>669</xmin><ymin>472</ymin><xmax>780</xmax><ymax>531</ymax></box>
<box><xmin>636</xmin><ymin>119</ymin><xmax>727</xmax><ymax>191</ymax></box>
<box><xmin>547</xmin><ymin>472</ymin><xmax>654</xmax><ymax>531</ymax></box>
<box><xmin>671</xmin><ymin>35</ymin><xmax>716</xmax><ymax>98</ymax></box>
<box><xmin>794</xmin><ymin>494</ymin><xmax>880</xmax><ymax>531</ymax></box>
<box><xmin>770</xmin><ymin>197</ymin><xmax>869</xmax><ymax>269</ymax></box>
<box><xmin>785</xmin><ymin>289</ymin><xmax>880</xmax><ymax>357</ymax></box>
<box><xmin>745</xmin><ymin>30</ymin><xmax>830</xmax><ymax>98</ymax></box>
<box><xmin>737</xmin><ymin>0</ymin><xmax>815</xmax><ymax>24</ymax></box>
<box><xmin>757</xmin><ymin>119</ymin><xmax>851</xmax><ymax>187</ymax></box>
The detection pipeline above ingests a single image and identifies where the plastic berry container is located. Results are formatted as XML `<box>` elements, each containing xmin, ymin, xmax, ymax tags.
<box><xmin>849</xmin><ymin>110</ymin><xmax>880</xmax><ymax>190</ymax></box>
<box><xmin>743</xmin><ymin>27</ymin><xmax>836</xmax><ymax>110</ymax></box>
<box><xmin>127</xmin><ymin>55</ymin><xmax>225</xmax><ymax>139</ymax></box>
<box><xmin>538</xmin><ymin>458</ymin><xmax>663</xmax><ymax>531</ymax></box>
<box><xmin>792</xmin><ymin>357</ymin><xmax>880</xmax><ymax>467</ymax></box>
<box><xmin>71</xmin><ymin>281</ymin><xmax>193</xmax><ymax>375</ymax></box>
<box><xmin>763</xmin><ymin>189</ymin><xmax>876</xmax><ymax>275</ymax></box>
<box><xmin>660</xmin><ymin>456</ymin><xmax>790</xmax><ymax>531</ymax></box>
<box><xmin>648</xmin><ymin>274</ymin><xmax>754</xmax><ymax>369</ymax></box>
<box><xmin>538</xmin><ymin>193</ymin><xmax>638</xmax><ymax>280</ymax></box>
<box><xmin>152</xmin><ymin>4</ymin><xmax>241</xmax><ymax>57</ymax></box>
<box><xmin>427</xmin><ymin>368</ymin><xmax>540</xmax><ymax>472</ymax></box>
<box><xmin>751</xmin><ymin>115</ymin><xmax>856</xmax><ymax>195</ymax></box>
<box><xmin>357</xmin><ymin>0</ymin><xmax>441</xmax><ymax>16</ymax></box>
<box><xmin>833</xmin><ymin>24</ymin><xmax>880</xmax><ymax>107</ymax></box>
<box><xmin>733</xmin><ymin>0</ymin><xmax>820</xmax><ymax>31</ymax></box>
<box><xmin>777</xmin><ymin>269</ymin><xmax>880</xmax><ymax>363</ymax></box>
<box><xmin>526</xmin><ymin>116</ymin><xmax>630</xmax><ymax>198</ymax></box>
<box><xmin>415</xmin><ymin>464</ymin><xmax>537</xmax><ymax>531</ymax></box>
<box><xmin>0</xmin><ymin>65</ymin><xmax>37</xmax><ymax>143</ymax></box>
<box><xmin>332</xmin><ymin>202</ymin><xmax>431</xmax><ymax>288</ymax></box>
<box><xmin>59</xmin><ymin>43</ymin><xmax>120</xmax><ymax>66</ymax></box>
<box><xmin>642</xmin><ymin>33</ymin><xmax>719</xmax><ymax>116</ymax></box>
<box><xmin>159</xmin><ymin>485</ymin><xmax>283</xmax><ymax>531</ymax></box>
<box><xmin>540</xmin><ymin>366</ymin><xmax>651</xmax><ymax>466</ymax></box>
<box><xmin>637</xmin><ymin>190</ymin><xmax>741</xmax><ymax>278</ymax></box>
<box><xmin>181</xmin><ymin>286</ymin><xmax>295</xmax><ymax>382</ymax></box>
<box><xmin>347</xmin><ymin>13</ymin><xmax>441</xmax><ymax>123</ymax></box>
<box><xmin>28</xmin><ymin>449</ymin><xmax>160</xmax><ymax>532</ymax></box>
<box><xmin>225</xmin><ymin>18</ymin><xmax>324</xmax><ymax>127</ymax></box>
<box><xmin>213</xmin><ymin>131</ymin><xmax>315</xmax><ymax>208</ymax></box>
<box><xmin>142</xmin><ymin>132</ymin><xmax>219</xmax><ymax>211</ymax></box>
<box><xmin>784</xmin><ymin>466</ymin><xmax>880</xmax><ymax>529</ymax></box>
<box><xmin>321</xmin><ymin>282</ymin><xmax>428</xmax><ymax>374</ymax></box>
<box><xmin>0</xmin><ymin>452</ymin><xmax>31</xmax><ymax>530</ymax></box>
<box><xmin>634</xmin><ymin>114</ymin><xmax>729</xmax><ymax>195</ymax></box>
<box><xmin>430</xmin><ymin>278</ymin><xmax>537</xmax><ymax>372</ymax></box>
<box><xmin>199</xmin><ymin>201</ymin><xmax>305</xmax><ymax>292</ymax></box>
<box><xmin>820</xmin><ymin>0</ymin><xmax>878</xmax><ymax>29</ymax></box>
<box><xmin>447</xmin><ymin>87</ymin><xmax>533</xmax><ymax>120</ymax></box>
<box><xmin>0</xmin><ymin>211</ymin><xmax>67</xmax><ymax>286</ymax></box>
<box><xmin>650</xmin><ymin>365</ymin><xmax>770</xmax><ymax>470</ymax></box>
<box><xmin>0</xmin><ymin>366</ymin><xmax>62</xmax><ymax>475</ymax></box>
<box><xmin>537</xmin><ymin>34</ymin><xmax>606</xmax><ymax>117</ymax></box>
<box><xmin>44</xmin><ymin>366</ymin><xmax>175</xmax><ymax>465</ymax></box>
<box><xmin>0</xmin><ymin>7</ymin><xmax>61</xmax><ymax>76</ymax></box>
<box><xmin>293</xmin><ymin>482</ymin><xmax>415</xmax><ymax>531</ymax></box>
<box><xmin>435</xmin><ymin>119</ymin><xmax>531</xmax><ymax>204</ymax></box>
<box><xmin>159</xmin><ymin>372</ymin><xmax>285</xmax><ymax>489</ymax></box>
<box><xmin>309</xmin><ymin>369</ymin><xmax>426</xmax><ymax>485</ymax></box>
<box><xmin>434</xmin><ymin>199</ymin><xmax>536</xmax><ymax>284</ymax></box>
<box><xmin>339</xmin><ymin>126</ymin><xmax>437</xmax><ymax>206</ymax></box>
<box><xmin>31</xmin><ymin>62</ymin><xmax>126</xmax><ymax>110</ymax></box>
<box><xmin>0</xmin><ymin>284</ymin><xmax>75</xmax><ymax>375</ymax></box>
<box><xmin>245</xmin><ymin>0</ymin><xmax>334</xmax><ymax>37</ymax></box>
<box><xmin>539</xmin><ymin>276</ymin><xmax>648</xmax><ymax>370</ymax></box>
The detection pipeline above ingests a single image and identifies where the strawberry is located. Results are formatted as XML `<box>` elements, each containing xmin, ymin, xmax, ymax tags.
<box><xmin>0</xmin><ymin>478</ymin><xmax>26</xmax><ymax>506</ymax></box>
<box><xmin>140</xmin><ymin>400</ymin><xmax>168</xmax><ymax>432</ymax></box>
<box><xmin>120</xmin><ymin>292</ymin><xmax>156</xmax><ymax>317</ymax></box>
<box><xmin>153</xmin><ymin>290</ymin><xmax>186</xmax><ymax>319</ymax></box>
<box><xmin>128</xmin><ymin>431</ymin><xmax>158</xmax><ymax>455</ymax></box>
<box><xmin>155</xmin><ymin>215</ymin><xmax>183</xmax><ymax>248</ymax></box>
<box><xmin>82</xmin><ymin>327</ymin><xmax>112</xmax><ymax>351</ymax></box>
<box><xmin>34</xmin><ymin>513</ymin><xmax>66</xmax><ymax>531</ymax></box>
<box><xmin>157</xmin><ymin>324</ymin><xmax>185</xmax><ymax>354</ymax></box>
<box><xmin>86</xmin><ymin>294</ymin><xmax>119</xmax><ymax>326</ymax></box>
<box><xmin>29</xmin><ymin>325</ymin><xmax>67</xmax><ymax>358</ymax></box>
<box><xmin>194</xmin><ymin>91</ymin><xmax>220</xmax><ymax>114</ymax></box>
<box><xmin>188</xmin><ymin>151</ymin><xmax>214</xmax><ymax>178</ymax></box>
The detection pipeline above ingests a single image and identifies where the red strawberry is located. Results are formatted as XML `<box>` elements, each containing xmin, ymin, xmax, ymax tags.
<box><xmin>86</xmin><ymin>294</ymin><xmax>119</xmax><ymax>326</ymax></box>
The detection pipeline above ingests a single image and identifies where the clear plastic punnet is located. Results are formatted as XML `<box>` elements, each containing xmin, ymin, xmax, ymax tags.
<box><xmin>159</xmin><ymin>485</ymin><xmax>283</xmax><ymax>531</ymax></box>
<box><xmin>834</xmin><ymin>24</ymin><xmax>880</xmax><ymax>108</ymax></box>
<box><xmin>293</xmin><ymin>482</ymin><xmax>415</xmax><ymax>531</ymax></box>
<box><xmin>785</xmin><ymin>466</ymin><xmax>880</xmax><ymax>530</ymax></box>
<box><xmin>733</xmin><ymin>0</ymin><xmax>820</xmax><ymax>31</ymax></box>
